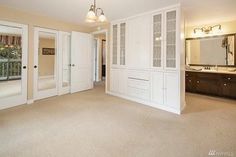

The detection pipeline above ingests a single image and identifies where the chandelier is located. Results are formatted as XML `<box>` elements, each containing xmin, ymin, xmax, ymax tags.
<box><xmin>86</xmin><ymin>0</ymin><xmax>107</xmax><ymax>23</ymax></box>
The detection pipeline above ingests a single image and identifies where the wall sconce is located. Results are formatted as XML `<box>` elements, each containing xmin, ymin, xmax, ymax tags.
<box><xmin>194</xmin><ymin>24</ymin><xmax>221</xmax><ymax>34</ymax></box>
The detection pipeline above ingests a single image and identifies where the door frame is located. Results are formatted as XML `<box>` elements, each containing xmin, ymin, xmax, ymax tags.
<box><xmin>92</xmin><ymin>29</ymin><xmax>108</xmax><ymax>93</ymax></box>
<box><xmin>93</xmin><ymin>38</ymin><xmax>100</xmax><ymax>82</ymax></box>
<box><xmin>33</xmin><ymin>27</ymin><xmax>59</xmax><ymax>100</ymax></box>
<box><xmin>0</xmin><ymin>20</ymin><xmax>28</xmax><ymax>110</ymax></box>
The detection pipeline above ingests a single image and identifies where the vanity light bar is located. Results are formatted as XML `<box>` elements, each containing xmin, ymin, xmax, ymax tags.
<box><xmin>194</xmin><ymin>24</ymin><xmax>221</xmax><ymax>34</ymax></box>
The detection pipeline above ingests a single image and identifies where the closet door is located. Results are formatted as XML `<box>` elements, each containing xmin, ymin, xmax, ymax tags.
<box><xmin>152</xmin><ymin>13</ymin><xmax>163</xmax><ymax>69</ymax></box>
<box><xmin>0</xmin><ymin>21</ymin><xmax>28</xmax><ymax>110</ymax></box>
<box><xmin>165</xmin><ymin>9</ymin><xmax>177</xmax><ymax>69</ymax></box>
<box><xmin>34</xmin><ymin>27</ymin><xmax>58</xmax><ymax>100</ymax></box>
<box><xmin>70</xmin><ymin>32</ymin><xmax>93</xmax><ymax>93</ymax></box>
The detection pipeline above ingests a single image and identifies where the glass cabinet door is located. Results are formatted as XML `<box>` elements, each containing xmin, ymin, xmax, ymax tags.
<box><xmin>165</xmin><ymin>10</ymin><xmax>176</xmax><ymax>68</ymax></box>
<box><xmin>153</xmin><ymin>13</ymin><xmax>162</xmax><ymax>68</ymax></box>
<box><xmin>112</xmin><ymin>24</ymin><xmax>118</xmax><ymax>65</ymax></box>
<box><xmin>120</xmin><ymin>23</ymin><xmax>126</xmax><ymax>65</ymax></box>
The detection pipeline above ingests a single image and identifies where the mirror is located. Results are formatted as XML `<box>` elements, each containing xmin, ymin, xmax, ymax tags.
<box><xmin>186</xmin><ymin>34</ymin><xmax>236</xmax><ymax>66</ymax></box>
<box><xmin>38</xmin><ymin>32</ymin><xmax>57</xmax><ymax>91</ymax></box>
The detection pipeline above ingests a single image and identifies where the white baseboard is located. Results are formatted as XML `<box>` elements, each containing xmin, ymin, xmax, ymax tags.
<box><xmin>107</xmin><ymin>91</ymin><xmax>181</xmax><ymax>115</ymax></box>
<box><xmin>27</xmin><ymin>99</ymin><xmax>34</xmax><ymax>104</ymax></box>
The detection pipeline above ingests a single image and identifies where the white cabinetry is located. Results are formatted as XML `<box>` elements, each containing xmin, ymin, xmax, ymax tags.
<box><xmin>127</xmin><ymin>15</ymin><xmax>151</xmax><ymax>69</ymax></box>
<box><xmin>164</xmin><ymin>72</ymin><xmax>179</xmax><ymax>110</ymax></box>
<box><xmin>127</xmin><ymin>70</ymin><xmax>150</xmax><ymax>100</ymax></box>
<box><xmin>109</xmin><ymin>5</ymin><xmax>185</xmax><ymax>114</ymax></box>
<box><xmin>111</xmin><ymin>21</ymin><xmax>126</xmax><ymax>67</ymax></box>
<box><xmin>151</xmin><ymin>72</ymin><xmax>164</xmax><ymax>105</ymax></box>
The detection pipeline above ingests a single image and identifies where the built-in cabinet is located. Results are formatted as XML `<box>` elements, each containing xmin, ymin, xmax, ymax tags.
<box><xmin>110</xmin><ymin>5</ymin><xmax>185</xmax><ymax>114</ymax></box>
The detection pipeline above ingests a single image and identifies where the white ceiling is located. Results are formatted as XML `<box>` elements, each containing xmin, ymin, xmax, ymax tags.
<box><xmin>0</xmin><ymin>0</ymin><xmax>236</xmax><ymax>27</ymax></box>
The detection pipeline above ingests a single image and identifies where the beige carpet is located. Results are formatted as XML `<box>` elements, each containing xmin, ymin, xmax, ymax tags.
<box><xmin>0</xmin><ymin>84</ymin><xmax>236</xmax><ymax>157</ymax></box>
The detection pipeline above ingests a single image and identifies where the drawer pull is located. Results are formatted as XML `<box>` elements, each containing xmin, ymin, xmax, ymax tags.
<box><xmin>128</xmin><ymin>77</ymin><xmax>149</xmax><ymax>82</ymax></box>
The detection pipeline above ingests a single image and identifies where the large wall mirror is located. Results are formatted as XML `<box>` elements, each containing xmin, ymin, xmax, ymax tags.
<box><xmin>186</xmin><ymin>34</ymin><xmax>236</xmax><ymax>66</ymax></box>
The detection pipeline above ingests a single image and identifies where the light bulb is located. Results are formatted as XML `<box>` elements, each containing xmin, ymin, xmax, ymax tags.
<box><xmin>86</xmin><ymin>6</ymin><xmax>97</xmax><ymax>23</ymax></box>
<box><xmin>98</xmin><ymin>13</ymin><xmax>107</xmax><ymax>22</ymax></box>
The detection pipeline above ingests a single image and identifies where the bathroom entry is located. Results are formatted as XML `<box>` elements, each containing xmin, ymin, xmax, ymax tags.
<box><xmin>93</xmin><ymin>31</ymin><xmax>107</xmax><ymax>83</ymax></box>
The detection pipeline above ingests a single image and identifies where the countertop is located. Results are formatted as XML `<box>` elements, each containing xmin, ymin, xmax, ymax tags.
<box><xmin>185</xmin><ymin>69</ymin><xmax>236</xmax><ymax>75</ymax></box>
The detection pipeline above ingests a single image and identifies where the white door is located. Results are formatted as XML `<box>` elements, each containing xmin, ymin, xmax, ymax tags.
<box><xmin>164</xmin><ymin>72</ymin><xmax>179</xmax><ymax>109</ymax></box>
<box><xmin>151</xmin><ymin>72</ymin><xmax>164</xmax><ymax>106</ymax></box>
<box><xmin>70</xmin><ymin>31</ymin><xmax>93</xmax><ymax>93</ymax></box>
<box><xmin>58</xmin><ymin>31</ymin><xmax>71</xmax><ymax>95</ymax></box>
<box><xmin>0</xmin><ymin>21</ymin><xmax>28</xmax><ymax>110</ymax></box>
<box><xmin>34</xmin><ymin>27</ymin><xmax>58</xmax><ymax>100</ymax></box>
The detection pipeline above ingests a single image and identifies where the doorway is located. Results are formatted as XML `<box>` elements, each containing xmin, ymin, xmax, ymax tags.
<box><xmin>0</xmin><ymin>21</ymin><xmax>28</xmax><ymax>109</ymax></box>
<box><xmin>92</xmin><ymin>30</ymin><xmax>108</xmax><ymax>92</ymax></box>
<box><xmin>34</xmin><ymin>27</ymin><xmax>58</xmax><ymax>100</ymax></box>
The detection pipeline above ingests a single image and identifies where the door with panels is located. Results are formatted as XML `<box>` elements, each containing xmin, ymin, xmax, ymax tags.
<box><xmin>0</xmin><ymin>21</ymin><xmax>28</xmax><ymax>109</ymax></box>
<box><xmin>58</xmin><ymin>31</ymin><xmax>71</xmax><ymax>95</ymax></box>
<box><xmin>70</xmin><ymin>31</ymin><xmax>93</xmax><ymax>93</ymax></box>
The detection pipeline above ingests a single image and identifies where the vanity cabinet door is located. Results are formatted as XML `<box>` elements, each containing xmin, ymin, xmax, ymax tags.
<box><xmin>221</xmin><ymin>75</ymin><xmax>236</xmax><ymax>99</ymax></box>
<box><xmin>186</xmin><ymin>77</ymin><xmax>195</xmax><ymax>92</ymax></box>
<box><xmin>195</xmin><ymin>73</ymin><xmax>220</xmax><ymax>96</ymax></box>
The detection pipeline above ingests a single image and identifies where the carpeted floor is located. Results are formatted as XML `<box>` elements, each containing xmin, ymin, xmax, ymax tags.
<box><xmin>0</xmin><ymin>84</ymin><xmax>235</xmax><ymax>157</ymax></box>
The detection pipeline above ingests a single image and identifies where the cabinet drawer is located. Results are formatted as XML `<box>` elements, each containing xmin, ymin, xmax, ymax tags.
<box><xmin>221</xmin><ymin>75</ymin><xmax>236</xmax><ymax>82</ymax></box>
<box><xmin>127</xmin><ymin>70</ymin><xmax>150</xmax><ymax>81</ymax></box>
<box><xmin>128</xmin><ymin>78</ymin><xmax>149</xmax><ymax>90</ymax></box>
<box><xmin>128</xmin><ymin>87</ymin><xmax>149</xmax><ymax>100</ymax></box>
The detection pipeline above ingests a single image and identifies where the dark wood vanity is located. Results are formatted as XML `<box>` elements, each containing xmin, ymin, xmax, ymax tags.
<box><xmin>186</xmin><ymin>71</ymin><xmax>236</xmax><ymax>99</ymax></box>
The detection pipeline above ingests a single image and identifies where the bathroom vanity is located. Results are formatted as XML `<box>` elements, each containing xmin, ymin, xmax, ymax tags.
<box><xmin>186</xmin><ymin>70</ymin><xmax>236</xmax><ymax>99</ymax></box>
<box><xmin>185</xmin><ymin>33</ymin><xmax>236</xmax><ymax>99</ymax></box>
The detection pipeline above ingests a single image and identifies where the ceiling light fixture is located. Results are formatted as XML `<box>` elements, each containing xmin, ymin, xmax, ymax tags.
<box><xmin>194</xmin><ymin>24</ymin><xmax>221</xmax><ymax>34</ymax></box>
<box><xmin>86</xmin><ymin>0</ymin><xmax>107</xmax><ymax>23</ymax></box>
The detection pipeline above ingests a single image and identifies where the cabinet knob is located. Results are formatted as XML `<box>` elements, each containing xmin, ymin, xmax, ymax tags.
<box><xmin>224</xmin><ymin>83</ymin><xmax>227</xmax><ymax>86</ymax></box>
<box><xmin>228</xmin><ymin>78</ymin><xmax>231</xmax><ymax>80</ymax></box>
<box><xmin>189</xmin><ymin>80</ymin><xmax>191</xmax><ymax>82</ymax></box>
<box><xmin>197</xmin><ymin>81</ymin><xmax>200</xmax><ymax>84</ymax></box>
